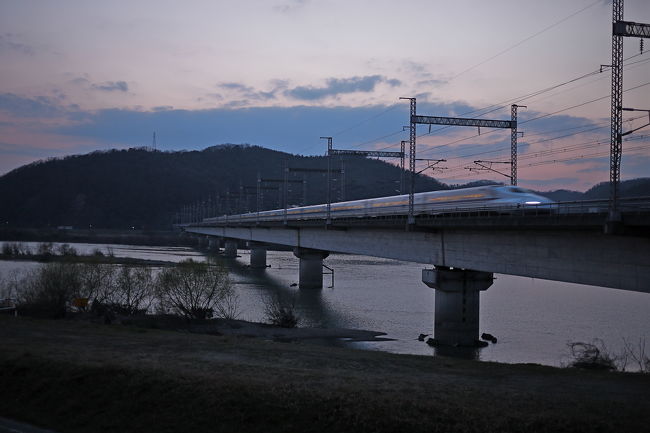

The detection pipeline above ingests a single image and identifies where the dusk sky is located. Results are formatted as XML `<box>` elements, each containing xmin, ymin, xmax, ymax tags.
<box><xmin>1</xmin><ymin>0</ymin><xmax>649</xmax><ymax>191</ymax></box>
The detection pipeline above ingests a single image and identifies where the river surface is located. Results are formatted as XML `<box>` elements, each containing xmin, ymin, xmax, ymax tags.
<box><xmin>2</xmin><ymin>241</ymin><xmax>649</xmax><ymax>368</ymax></box>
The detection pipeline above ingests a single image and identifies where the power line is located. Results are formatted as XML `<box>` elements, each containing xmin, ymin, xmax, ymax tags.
<box><xmin>331</xmin><ymin>104</ymin><xmax>401</xmax><ymax>137</ymax></box>
<box><xmin>414</xmin><ymin>80</ymin><xmax>650</xmax><ymax>161</ymax></box>
<box><xmin>448</xmin><ymin>0</ymin><xmax>603</xmax><ymax>81</ymax></box>
<box><xmin>435</xmin><ymin>134</ymin><xmax>649</xmax><ymax>179</ymax></box>
<box><xmin>373</xmin><ymin>52</ymin><xmax>648</xmax><ymax>155</ymax></box>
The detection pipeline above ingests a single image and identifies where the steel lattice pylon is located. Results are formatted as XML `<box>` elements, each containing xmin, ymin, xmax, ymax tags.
<box><xmin>610</xmin><ymin>0</ymin><xmax>624</xmax><ymax>218</ymax></box>
<box><xmin>401</xmin><ymin>98</ymin><xmax>417</xmax><ymax>224</ymax></box>
<box><xmin>511</xmin><ymin>105</ymin><xmax>519</xmax><ymax>186</ymax></box>
<box><xmin>320</xmin><ymin>136</ymin><xmax>333</xmax><ymax>224</ymax></box>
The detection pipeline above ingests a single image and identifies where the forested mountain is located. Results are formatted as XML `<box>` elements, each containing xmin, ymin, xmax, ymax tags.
<box><xmin>539</xmin><ymin>178</ymin><xmax>650</xmax><ymax>202</ymax></box>
<box><xmin>0</xmin><ymin>145</ymin><xmax>446</xmax><ymax>229</ymax></box>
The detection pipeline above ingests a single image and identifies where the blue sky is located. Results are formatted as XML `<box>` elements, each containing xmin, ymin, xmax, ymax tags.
<box><xmin>0</xmin><ymin>0</ymin><xmax>649</xmax><ymax>190</ymax></box>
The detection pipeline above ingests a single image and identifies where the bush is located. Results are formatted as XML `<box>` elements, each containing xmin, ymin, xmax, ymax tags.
<box><xmin>622</xmin><ymin>338</ymin><xmax>650</xmax><ymax>373</ymax></box>
<box><xmin>1</xmin><ymin>242</ymin><xmax>31</xmax><ymax>256</ymax></box>
<box><xmin>107</xmin><ymin>266</ymin><xmax>154</xmax><ymax>315</ymax></box>
<box><xmin>157</xmin><ymin>260</ymin><xmax>236</xmax><ymax>320</ymax></box>
<box><xmin>16</xmin><ymin>262</ymin><xmax>83</xmax><ymax>318</ymax></box>
<box><xmin>567</xmin><ymin>340</ymin><xmax>618</xmax><ymax>371</ymax></box>
<box><xmin>36</xmin><ymin>242</ymin><xmax>55</xmax><ymax>257</ymax></box>
<box><xmin>78</xmin><ymin>263</ymin><xmax>116</xmax><ymax>306</ymax></box>
<box><xmin>57</xmin><ymin>243</ymin><xmax>78</xmax><ymax>257</ymax></box>
<box><xmin>263</xmin><ymin>293</ymin><xmax>299</xmax><ymax>328</ymax></box>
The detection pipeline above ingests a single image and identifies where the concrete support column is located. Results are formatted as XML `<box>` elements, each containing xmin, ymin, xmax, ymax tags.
<box><xmin>293</xmin><ymin>248</ymin><xmax>330</xmax><ymax>289</ymax></box>
<box><xmin>422</xmin><ymin>267</ymin><xmax>493</xmax><ymax>347</ymax></box>
<box><xmin>223</xmin><ymin>239</ymin><xmax>238</xmax><ymax>258</ymax></box>
<box><xmin>207</xmin><ymin>238</ymin><xmax>220</xmax><ymax>252</ymax></box>
<box><xmin>249</xmin><ymin>242</ymin><xmax>267</xmax><ymax>269</ymax></box>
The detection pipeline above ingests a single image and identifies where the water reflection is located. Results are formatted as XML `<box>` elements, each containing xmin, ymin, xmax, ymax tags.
<box><xmin>207</xmin><ymin>253</ymin><xmax>356</xmax><ymax>330</ymax></box>
<box><xmin>1</xmin><ymin>241</ymin><xmax>650</xmax><ymax>368</ymax></box>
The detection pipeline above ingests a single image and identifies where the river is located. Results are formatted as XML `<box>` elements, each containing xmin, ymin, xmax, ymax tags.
<box><xmin>1</xmin><ymin>241</ymin><xmax>649</xmax><ymax>368</ymax></box>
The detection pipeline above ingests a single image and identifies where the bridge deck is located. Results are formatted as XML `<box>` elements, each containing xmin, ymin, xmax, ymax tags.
<box><xmin>186</xmin><ymin>202</ymin><xmax>650</xmax><ymax>293</ymax></box>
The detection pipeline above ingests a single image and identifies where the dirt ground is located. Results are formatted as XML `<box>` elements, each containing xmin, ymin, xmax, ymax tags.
<box><xmin>1</xmin><ymin>315</ymin><xmax>649</xmax><ymax>433</ymax></box>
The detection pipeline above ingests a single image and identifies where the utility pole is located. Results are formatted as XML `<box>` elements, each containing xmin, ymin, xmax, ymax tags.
<box><xmin>608</xmin><ymin>0</ymin><xmax>650</xmax><ymax>223</ymax></box>
<box><xmin>339</xmin><ymin>159</ymin><xmax>346</xmax><ymax>201</ymax></box>
<box><xmin>256</xmin><ymin>172</ymin><xmax>261</xmax><ymax>223</ymax></box>
<box><xmin>283</xmin><ymin>160</ymin><xmax>289</xmax><ymax>224</ymax></box>
<box><xmin>511</xmin><ymin>104</ymin><xmax>526</xmax><ymax>186</ymax></box>
<box><xmin>400</xmin><ymin>97</ymin><xmax>416</xmax><ymax>225</ymax></box>
<box><xmin>400</xmin><ymin>141</ymin><xmax>407</xmax><ymax>194</ymax></box>
<box><xmin>152</xmin><ymin>131</ymin><xmax>156</xmax><ymax>151</ymax></box>
<box><xmin>320</xmin><ymin>136</ymin><xmax>333</xmax><ymax>224</ymax></box>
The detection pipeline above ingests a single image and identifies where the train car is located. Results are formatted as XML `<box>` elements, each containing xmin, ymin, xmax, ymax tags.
<box><xmin>204</xmin><ymin>185</ymin><xmax>555</xmax><ymax>223</ymax></box>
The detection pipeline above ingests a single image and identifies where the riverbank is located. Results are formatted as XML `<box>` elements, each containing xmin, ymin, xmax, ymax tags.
<box><xmin>1</xmin><ymin>315</ymin><xmax>649</xmax><ymax>433</ymax></box>
<box><xmin>0</xmin><ymin>252</ymin><xmax>180</xmax><ymax>267</ymax></box>
<box><xmin>0</xmin><ymin>228</ymin><xmax>195</xmax><ymax>247</ymax></box>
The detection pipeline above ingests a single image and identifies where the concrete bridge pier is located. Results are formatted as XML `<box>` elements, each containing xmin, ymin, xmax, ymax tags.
<box><xmin>223</xmin><ymin>239</ymin><xmax>238</xmax><ymax>258</ymax></box>
<box><xmin>293</xmin><ymin>248</ymin><xmax>330</xmax><ymax>289</ymax></box>
<box><xmin>207</xmin><ymin>237</ymin><xmax>221</xmax><ymax>252</ymax></box>
<box><xmin>422</xmin><ymin>267</ymin><xmax>493</xmax><ymax>347</ymax></box>
<box><xmin>249</xmin><ymin>242</ymin><xmax>268</xmax><ymax>269</ymax></box>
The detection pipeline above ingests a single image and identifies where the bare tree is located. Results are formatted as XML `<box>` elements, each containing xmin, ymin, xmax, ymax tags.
<box><xmin>16</xmin><ymin>262</ymin><xmax>83</xmax><ymax>318</ymax></box>
<box><xmin>108</xmin><ymin>265</ymin><xmax>154</xmax><ymax>315</ymax></box>
<box><xmin>156</xmin><ymin>259</ymin><xmax>235</xmax><ymax>320</ymax></box>
<box><xmin>78</xmin><ymin>263</ymin><xmax>116</xmax><ymax>304</ymax></box>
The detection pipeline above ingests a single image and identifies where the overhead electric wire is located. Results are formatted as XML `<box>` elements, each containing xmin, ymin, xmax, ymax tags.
<box><xmin>435</xmin><ymin>134</ymin><xmax>649</xmax><ymax>180</ymax></box>
<box><xmin>448</xmin><ymin>0</ymin><xmax>602</xmax><ymax>81</ymax></box>
<box><xmin>330</xmin><ymin>104</ymin><xmax>401</xmax><ymax>137</ymax></box>
<box><xmin>301</xmin><ymin>4</ymin><xmax>648</xmax><ymax>161</ymax></box>
<box><xmin>422</xmin><ymin>116</ymin><xmax>649</xmax><ymax>175</ymax></box>
<box><xmin>414</xmin><ymin>79</ymin><xmax>650</xmax><ymax>162</ymax></box>
<box><xmin>375</xmin><ymin>52</ymin><xmax>648</xmax><ymax>156</ymax></box>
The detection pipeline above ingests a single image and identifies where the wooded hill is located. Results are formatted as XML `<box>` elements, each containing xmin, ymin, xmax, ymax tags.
<box><xmin>0</xmin><ymin>145</ymin><xmax>444</xmax><ymax>229</ymax></box>
<box><xmin>0</xmin><ymin>144</ymin><xmax>647</xmax><ymax>229</ymax></box>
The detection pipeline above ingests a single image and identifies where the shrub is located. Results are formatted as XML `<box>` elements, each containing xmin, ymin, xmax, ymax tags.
<box><xmin>36</xmin><ymin>242</ymin><xmax>55</xmax><ymax>257</ymax></box>
<box><xmin>16</xmin><ymin>262</ymin><xmax>83</xmax><ymax>318</ymax></box>
<box><xmin>567</xmin><ymin>339</ymin><xmax>618</xmax><ymax>371</ymax></box>
<box><xmin>57</xmin><ymin>243</ymin><xmax>78</xmax><ymax>257</ymax></box>
<box><xmin>263</xmin><ymin>293</ymin><xmax>299</xmax><ymax>328</ymax></box>
<box><xmin>78</xmin><ymin>263</ymin><xmax>116</xmax><ymax>305</ymax></box>
<box><xmin>622</xmin><ymin>338</ymin><xmax>650</xmax><ymax>373</ymax></box>
<box><xmin>157</xmin><ymin>260</ymin><xmax>236</xmax><ymax>320</ymax></box>
<box><xmin>1</xmin><ymin>242</ymin><xmax>31</xmax><ymax>256</ymax></box>
<box><xmin>1</xmin><ymin>269</ymin><xmax>25</xmax><ymax>304</ymax></box>
<box><xmin>108</xmin><ymin>266</ymin><xmax>154</xmax><ymax>315</ymax></box>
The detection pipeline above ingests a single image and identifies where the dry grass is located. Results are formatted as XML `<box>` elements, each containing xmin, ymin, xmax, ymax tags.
<box><xmin>1</xmin><ymin>316</ymin><xmax>649</xmax><ymax>433</ymax></box>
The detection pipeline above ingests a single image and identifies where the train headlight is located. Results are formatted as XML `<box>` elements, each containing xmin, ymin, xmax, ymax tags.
<box><xmin>525</xmin><ymin>201</ymin><xmax>541</xmax><ymax>205</ymax></box>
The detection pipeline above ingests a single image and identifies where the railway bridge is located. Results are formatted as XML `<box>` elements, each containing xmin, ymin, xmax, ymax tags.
<box><xmin>184</xmin><ymin>199</ymin><xmax>650</xmax><ymax>347</ymax></box>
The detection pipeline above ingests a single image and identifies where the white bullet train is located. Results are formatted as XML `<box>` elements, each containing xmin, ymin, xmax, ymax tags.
<box><xmin>204</xmin><ymin>185</ymin><xmax>555</xmax><ymax>223</ymax></box>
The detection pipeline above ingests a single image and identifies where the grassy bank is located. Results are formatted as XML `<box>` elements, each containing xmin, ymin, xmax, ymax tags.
<box><xmin>1</xmin><ymin>316</ymin><xmax>649</xmax><ymax>433</ymax></box>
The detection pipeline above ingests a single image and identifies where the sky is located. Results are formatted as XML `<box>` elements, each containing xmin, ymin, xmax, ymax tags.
<box><xmin>1</xmin><ymin>0</ymin><xmax>649</xmax><ymax>191</ymax></box>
